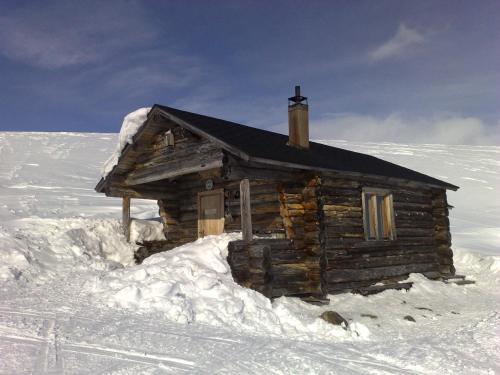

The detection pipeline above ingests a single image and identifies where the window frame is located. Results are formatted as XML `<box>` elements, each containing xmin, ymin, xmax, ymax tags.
<box><xmin>165</xmin><ymin>130</ymin><xmax>175</xmax><ymax>147</ymax></box>
<box><xmin>361</xmin><ymin>187</ymin><xmax>396</xmax><ymax>241</ymax></box>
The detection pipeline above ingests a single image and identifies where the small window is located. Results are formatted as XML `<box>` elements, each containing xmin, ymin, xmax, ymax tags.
<box><xmin>165</xmin><ymin>130</ymin><xmax>175</xmax><ymax>147</ymax></box>
<box><xmin>362</xmin><ymin>188</ymin><xmax>395</xmax><ymax>240</ymax></box>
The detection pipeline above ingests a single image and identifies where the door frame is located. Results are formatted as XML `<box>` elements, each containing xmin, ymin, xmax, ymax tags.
<box><xmin>197</xmin><ymin>188</ymin><xmax>224</xmax><ymax>238</ymax></box>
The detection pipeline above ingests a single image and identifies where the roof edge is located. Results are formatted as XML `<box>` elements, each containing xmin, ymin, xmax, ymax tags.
<box><xmin>96</xmin><ymin>104</ymin><xmax>459</xmax><ymax>193</ymax></box>
<box><xmin>248</xmin><ymin>155</ymin><xmax>459</xmax><ymax>191</ymax></box>
<box><xmin>153</xmin><ymin>105</ymin><xmax>251</xmax><ymax>162</ymax></box>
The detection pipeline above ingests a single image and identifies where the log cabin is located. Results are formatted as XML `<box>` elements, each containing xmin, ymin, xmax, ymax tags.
<box><xmin>95</xmin><ymin>87</ymin><xmax>458</xmax><ymax>299</ymax></box>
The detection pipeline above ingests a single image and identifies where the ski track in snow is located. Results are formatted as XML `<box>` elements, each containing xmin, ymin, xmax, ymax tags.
<box><xmin>0</xmin><ymin>132</ymin><xmax>499</xmax><ymax>374</ymax></box>
<box><xmin>1</xmin><ymin>302</ymin><xmax>496</xmax><ymax>374</ymax></box>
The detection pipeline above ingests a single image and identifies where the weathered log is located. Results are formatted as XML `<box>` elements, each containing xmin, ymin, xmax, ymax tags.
<box><xmin>396</xmin><ymin>228</ymin><xmax>435</xmax><ymax>237</ymax></box>
<box><xmin>127</xmin><ymin>158</ymin><xmax>223</xmax><ymax>186</ymax></box>
<box><xmin>326</xmin><ymin>263</ymin><xmax>438</xmax><ymax>283</ymax></box>
<box><xmin>327</xmin><ymin>253</ymin><xmax>438</xmax><ymax>269</ymax></box>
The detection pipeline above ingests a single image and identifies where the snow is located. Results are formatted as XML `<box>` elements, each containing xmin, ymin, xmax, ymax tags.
<box><xmin>101</xmin><ymin>107</ymin><xmax>150</xmax><ymax>178</ymax></box>
<box><xmin>0</xmin><ymin>131</ymin><xmax>499</xmax><ymax>374</ymax></box>
<box><xmin>93</xmin><ymin>232</ymin><xmax>367</xmax><ymax>340</ymax></box>
<box><xmin>130</xmin><ymin>218</ymin><xmax>166</xmax><ymax>243</ymax></box>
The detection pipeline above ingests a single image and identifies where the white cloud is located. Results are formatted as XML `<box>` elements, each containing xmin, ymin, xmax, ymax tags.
<box><xmin>269</xmin><ymin>113</ymin><xmax>499</xmax><ymax>146</ymax></box>
<box><xmin>370</xmin><ymin>23</ymin><xmax>426</xmax><ymax>61</ymax></box>
<box><xmin>308</xmin><ymin>113</ymin><xmax>499</xmax><ymax>145</ymax></box>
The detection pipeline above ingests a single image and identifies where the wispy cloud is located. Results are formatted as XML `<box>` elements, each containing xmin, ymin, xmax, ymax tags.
<box><xmin>308</xmin><ymin>113</ymin><xmax>499</xmax><ymax>145</ymax></box>
<box><xmin>369</xmin><ymin>23</ymin><xmax>426</xmax><ymax>61</ymax></box>
<box><xmin>0</xmin><ymin>1</ymin><xmax>153</xmax><ymax>69</ymax></box>
<box><xmin>22</xmin><ymin>50</ymin><xmax>205</xmax><ymax>110</ymax></box>
<box><xmin>0</xmin><ymin>1</ymin><xmax>205</xmax><ymax>109</ymax></box>
<box><xmin>268</xmin><ymin>113</ymin><xmax>499</xmax><ymax>145</ymax></box>
<box><xmin>100</xmin><ymin>53</ymin><xmax>203</xmax><ymax>94</ymax></box>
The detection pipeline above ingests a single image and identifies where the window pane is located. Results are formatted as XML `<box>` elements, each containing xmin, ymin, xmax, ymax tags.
<box><xmin>382</xmin><ymin>195</ymin><xmax>393</xmax><ymax>239</ymax></box>
<box><xmin>369</xmin><ymin>194</ymin><xmax>378</xmax><ymax>239</ymax></box>
<box><xmin>363</xmin><ymin>191</ymin><xmax>395</xmax><ymax>240</ymax></box>
<box><xmin>375</xmin><ymin>195</ymin><xmax>383</xmax><ymax>239</ymax></box>
<box><xmin>363</xmin><ymin>194</ymin><xmax>370</xmax><ymax>238</ymax></box>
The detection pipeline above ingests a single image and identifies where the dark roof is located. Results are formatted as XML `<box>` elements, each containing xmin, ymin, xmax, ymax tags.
<box><xmin>153</xmin><ymin>104</ymin><xmax>458</xmax><ymax>190</ymax></box>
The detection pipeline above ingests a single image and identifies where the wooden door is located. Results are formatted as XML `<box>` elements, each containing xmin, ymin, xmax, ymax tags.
<box><xmin>198</xmin><ymin>189</ymin><xmax>224</xmax><ymax>237</ymax></box>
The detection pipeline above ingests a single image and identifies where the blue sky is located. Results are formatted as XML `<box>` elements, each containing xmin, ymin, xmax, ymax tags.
<box><xmin>0</xmin><ymin>0</ymin><xmax>498</xmax><ymax>144</ymax></box>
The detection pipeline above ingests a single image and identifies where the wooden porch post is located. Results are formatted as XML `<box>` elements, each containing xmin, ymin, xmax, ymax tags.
<box><xmin>240</xmin><ymin>179</ymin><xmax>253</xmax><ymax>242</ymax></box>
<box><xmin>122</xmin><ymin>196</ymin><xmax>131</xmax><ymax>242</ymax></box>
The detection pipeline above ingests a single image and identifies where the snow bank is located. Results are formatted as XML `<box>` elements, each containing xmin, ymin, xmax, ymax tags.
<box><xmin>101</xmin><ymin>107</ymin><xmax>151</xmax><ymax>178</ymax></box>
<box><xmin>130</xmin><ymin>218</ymin><xmax>166</xmax><ymax>243</ymax></box>
<box><xmin>0</xmin><ymin>230</ymin><xmax>31</xmax><ymax>281</ymax></box>
<box><xmin>92</xmin><ymin>233</ymin><xmax>367</xmax><ymax>340</ymax></box>
<box><xmin>91</xmin><ymin>230</ymin><xmax>498</xmax><ymax>341</ymax></box>
<box><xmin>453</xmin><ymin>247</ymin><xmax>500</xmax><ymax>281</ymax></box>
<box><xmin>0</xmin><ymin>218</ymin><xmax>136</xmax><ymax>283</ymax></box>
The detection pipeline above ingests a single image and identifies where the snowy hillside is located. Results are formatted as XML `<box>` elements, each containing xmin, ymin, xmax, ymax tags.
<box><xmin>0</xmin><ymin>132</ymin><xmax>498</xmax><ymax>374</ymax></box>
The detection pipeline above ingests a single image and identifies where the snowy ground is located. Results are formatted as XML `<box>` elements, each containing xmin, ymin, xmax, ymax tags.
<box><xmin>0</xmin><ymin>131</ymin><xmax>499</xmax><ymax>374</ymax></box>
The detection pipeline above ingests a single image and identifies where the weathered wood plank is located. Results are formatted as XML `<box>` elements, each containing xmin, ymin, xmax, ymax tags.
<box><xmin>326</xmin><ymin>263</ymin><xmax>438</xmax><ymax>283</ymax></box>
<box><xmin>240</xmin><ymin>179</ymin><xmax>253</xmax><ymax>242</ymax></box>
<box><xmin>327</xmin><ymin>253</ymin><xmax>438</xmax><ymax>269</ymax></box>
<box><xmin>122</xmin><ymin>196</ymin><xmax>131</xmax><ymax>242</ymax></box>
<box><xmin>126</xmin><ymin>151</ymin><xmax>223</xmax><ymax>185</ymax></box>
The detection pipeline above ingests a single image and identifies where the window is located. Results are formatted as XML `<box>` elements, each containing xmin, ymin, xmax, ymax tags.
<box><xmin>362</xmin><ymin>188</ymin><xmax>396</xmax><ymax>240</ymax></box>
<box><xmin>165</xmin><ymin>130</ymin><xmax>175</xmax><ymax>147</ymax></box>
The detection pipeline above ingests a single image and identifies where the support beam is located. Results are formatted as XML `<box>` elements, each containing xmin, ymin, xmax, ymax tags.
<box><xmin>240</xmin><ymin>179</ymin><xmax>253</xmax><ymax>242</ymax></box>
<box><xmin>122</xmin><ymin>196</ymin><xmax>131</xmax><ymax>242</ymax></box>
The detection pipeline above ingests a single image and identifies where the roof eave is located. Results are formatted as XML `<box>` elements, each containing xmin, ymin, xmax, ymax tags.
<box><xmin>95</xmin><ymin>177</ymin><xmax>105</xmax><ymax>193</ymax></box>
<box><xmin>249</xmin><ymin>155</ymin><xmax>459</xmax><ymax>191</ymax></box>
<box><xmin>98</xmin><ymin>104</ymin><xmax>460</xmax><ymax>193</ymax></box>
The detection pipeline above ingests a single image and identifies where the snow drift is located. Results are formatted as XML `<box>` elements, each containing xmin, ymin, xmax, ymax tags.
<box><xmin>92</xmin><ymin>233</ymin><xmax>367</xmax><ymax>339</ymax></box>
<box><xmin>0</xmin><ymin>131</ymin><xmax>498</xmax><ymax>374</ymax></box>
<box><xmin>0</xmin><ymin>218</ymin><xmax>135</xmax><ymax>283</ymax></box>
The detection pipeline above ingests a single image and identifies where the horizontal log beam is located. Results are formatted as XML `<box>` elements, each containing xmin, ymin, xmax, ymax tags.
<box><xmin>326</xmin><ymin>263</ymin><xmax>438</xmax><ymax>283</ymax></box>
<box><xmin>126</xmin><ymin>159</ymin><xmax>223</xmax><ymax>185</ymax></box>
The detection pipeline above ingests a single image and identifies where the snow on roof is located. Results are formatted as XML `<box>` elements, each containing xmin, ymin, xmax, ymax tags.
<box><xmin>101</xmin><ymin>107</ymin><xmax>151</xmax><ymax>178</ymax></box>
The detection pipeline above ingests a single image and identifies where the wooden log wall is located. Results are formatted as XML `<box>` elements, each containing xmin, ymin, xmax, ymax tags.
<box><xmin>431</xmin><ymin>189</ymin><xmax>455</xmax><ymax>275</ymax></box>
<box><xmin>276</xmin><ymin>177</ymin><xmax>324</xmax><ymax>297</ymax></box>
<box><xmin>130</xmin><ymin>157</ymin><xmax>287</xmax><ymax>262</ymax></box>
<box><xmin>227</xmin><ymin>170</ymin><xmax>454</xmax><ymax>299</ymax></box>
<box><xmin>321</xmin><ymin>173</ymin><xmax>444</xmax><ymax>294</ymax></box>
<box><xmin>223</xmin><ymin>180</ymin><xmax>284</xmax><ymax>236</ymax></box>
<box><xmin>156</xmin><ymin>169</ymin><xmax>222</xmax><ymax>247</ymax></box>
<box><xmin>151</xmin><ymin>168</ymin><xmax>285</xmax><ymax>258</ymax></box>
<box><xmin>228</xmin><ymin>239</ymin><xmax>320</xmax><ymax>298</ymax></box>
<box><xmin>227</xmin><ymin>239</ymin><xmax>275</xmax><ymax>297</ymax></box>
<box><xmin>103</xmin><ymin>123</ymin><xmax>223</xmax><ymax>197</ymax></box>
<box><xmin>124</xmin><ymin>126</ymin><xmax>223</xmax><ymax>185</ymax></box>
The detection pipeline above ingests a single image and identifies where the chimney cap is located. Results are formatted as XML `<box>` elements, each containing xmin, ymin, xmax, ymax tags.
<box><xmin>288</xmin><ymin>85</ymin><xmax>308</xmax><ymax>104</ymax></box>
